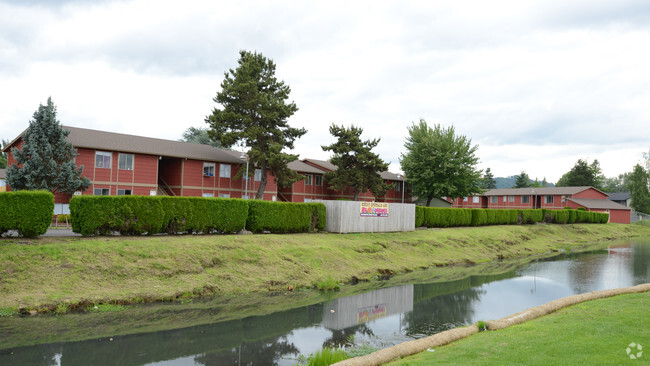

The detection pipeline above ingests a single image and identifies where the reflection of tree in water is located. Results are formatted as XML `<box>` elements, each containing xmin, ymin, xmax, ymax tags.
<box><xmin>321</xmin><ymin>323</ymin><xmax>375</xmax><ymax>349</ymax></box>
<box><xmin>403</xmin><ymin>287</ymin><xmax>483</xmax><ymax>337</ymax></box>
<box><xmin>1</xmin><ymin>344</ymin><xmax>61</xmax><ymax>366</ymax></box>
<box><xmin>632</xmin><ymin>242</ymin><xmax>650</xmax><ymax>280</ymax></box>
<box><xmin>194</xmin><ymin>335</ymin><xmax>298</xmax><ymax>366</ymax></box>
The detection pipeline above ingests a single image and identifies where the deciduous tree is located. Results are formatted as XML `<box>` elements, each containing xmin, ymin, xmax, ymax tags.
<box><xmin>205</xmin><ymin>51</ymin><xmax>306</xmax><ymax>198</ymax></box>
<box><xmin>0</xmin><ymin>139</ymin><xmax>8</xmax><ymax>169</ymax></box>
<box><xmin>180</xmin><ymin>126</ymin><xmax>221</xmax><ymax>148</ymax></box>
<box><xmin>400</xmin><ymin>119</ymin><xmax>482</xmax><ymax>206</ymax></box>
<box><xmin>6</xmin><ymin>98</ymin><xmax>90</xmax><ymax>193</ymax></box>
<box><xmin>556</xmin><ymin>159</ymin><xmax>604</xmax><ymax>188</ymax></box>
<box><xmin>629</xmin><ymin>164</ymin><xmax>650</xmax><ymax>213</ymax></box>
<box><xmin>322</xmin><ymin>124</ymin><xmax>391</xmax><ymax>201</ymax></box>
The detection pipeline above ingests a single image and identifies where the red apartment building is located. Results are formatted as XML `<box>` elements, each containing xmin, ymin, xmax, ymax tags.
<box><xmin>3</xmin><ymin>126</ymin><xmax>409</xmax><ymax>212</ymax></box>
<box><xmin>450</xmin><ymin>187</ymin><xmax>631</xmax><ymax>223</ymax></box>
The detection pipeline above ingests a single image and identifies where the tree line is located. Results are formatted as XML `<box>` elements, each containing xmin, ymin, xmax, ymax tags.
<box><xmin>4</xmin><ymin>50</ymin><xmax>649</xmax><ymax>215</ymax></box>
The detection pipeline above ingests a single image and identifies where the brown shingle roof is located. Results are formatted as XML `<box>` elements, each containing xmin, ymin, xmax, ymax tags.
<box><xmin>568</xmin><ymin>198</ymin><xmax>631</xmax><ymax>210</ymax></box>
<box><xmin>287</xmin><ymin>160</ymin><xmax>327</xmax><ymax>174</ymax></box>
<box><xmin>483</xmin><ymin>187</ymin><xmax>606</xmax><ymax>196</ymax></box>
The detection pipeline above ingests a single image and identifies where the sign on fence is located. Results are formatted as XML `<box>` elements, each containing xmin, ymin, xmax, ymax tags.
<box><xmin>360</xmin><ymin>202</ymin><xmax>389</xmax><ymax>217</ymax></box>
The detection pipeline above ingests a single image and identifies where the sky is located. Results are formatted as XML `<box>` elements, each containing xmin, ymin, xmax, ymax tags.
<box><xmin>1</xmin><ymin>0</ymin><xmax>649</xmax><ymax>183</ymax></box>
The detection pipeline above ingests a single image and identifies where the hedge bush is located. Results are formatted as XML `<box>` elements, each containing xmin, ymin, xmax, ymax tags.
<box><xmin>414</xmin><ymin>207</ymin><xmax>605</xmax><ymax>228</ymax></box>
<box><xmin>160</xmin><ymin>196</ymin><xmax>248</xmax><ymax>234</ymax></box>
<box><xmin>0</xmin><ymin>190</ymin><xmax>54</xmax><ymax>238</ymax></box>
<box><xmin>246</xmin><ymin>200</ymin><xmax>326</xmax><ymax>233</ymax></box>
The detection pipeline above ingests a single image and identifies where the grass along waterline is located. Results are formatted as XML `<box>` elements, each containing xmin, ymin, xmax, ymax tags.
<box><xmin>0</xmin><ymin>223</ymin><xmax>648</xmax><ymax>314</ymax></box>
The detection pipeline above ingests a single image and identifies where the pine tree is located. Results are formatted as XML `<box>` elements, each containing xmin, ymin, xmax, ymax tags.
<box><xmin>513</xmin><ymin>171</ymin><xmax>531</xmax><ymax>188</ymax></box>
<box><xmin>322</xmin><ymin>124</ymin><xmax>391</xmax><ymax>201</ymax></box>
<box><xmin>482</xmin><ymin>168</ymin><xmax>496</xmax><ymax>190</ymax></box>
<box><xmin>6</xmin><ymin>98</ymin><xmax>90</xmax><ymax>193</ymax></box>
<box><xmin>205</xmin><ymin>51</ymin><xmax>305</xmax><ymax>198</ymax></box>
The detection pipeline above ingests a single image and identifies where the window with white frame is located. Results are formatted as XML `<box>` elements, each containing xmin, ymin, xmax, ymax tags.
<box><xmin>395</xmin><ymin>181</ymin><xmax>401</xmax><ymax>192</ymax></box>
<box><xmin>254</xmin><ymin>168</ymin><xmax>262</xmax><ymax>181</ymax></box>
<box><xmin>545</xmin><ymin>195</ymin><xmax>554</xmax><ymax>204</ymax></box>
<box><xmin>305</xmin><ymin>174</ymin><xmax>313</xmax><ymax>185</ymax></box>
<box><xmin>219</xmin><ymin>164</ymin><xmax>231</xmax><ymax>178</ymax></box>
<box><xmin>94</xmin><ymin>188</ymin><xmax>110</xmax><ymax>196</ymax></box>
<box><xmin>522</xmin><ymin>196</ymin><xmax>530</xmax><ymax>204</ymax></box>
<box><xmin>463</xmin><ymin>197</ymin><xmax>468</xmax><ymax>202</ymax></box>
<box><xmin>218</xmin><ymin>193</ymin><xmax>230</xmax><ymax>198</ymax></box>
<box><xmin>503</xmin><ymin>195</ymin><xmax>507</xmax><ymax>202</ymax></box>
<box><xmin>118</xmin><ymin>153</ymin><xmax>134</xmax><ymax>170</ymax></box>
<box><xmin>117</xmin><ymin>189</ymin><xmax>132</xmax><ymax>196</ymax></box>
<box><xmin>315</xmin><ymin>175</ymin><xmax>322</xmax><ymax>186</ymax></box>
<box><xmin>490</xmin><ymin>196</ymin><xmax>498</xmax><ymax>204</ymax></box>
<box><xmin>304</xmin><ymin>198</ymin><xmax>313</xmax><ymax>202</ymax></box>
<box><xmin>202</xmin><ymin>193</ymin><xmax>214</xmax><ymax>197</ymax></box>
<box><xmin>508</xmin><ymin>195</ymin><xmax>515</xmax><ymax>202</ymax></box>
<box><xmin>203</xmin><ymin>162</ymin><xmax>215</xmax><ymax>177</ymax></box>
<box><xmin>95</xmin><ymin>151</ymin><xmax>111</xmax><ymax>168</ymax></box>
<box><xmin>472</xmin><ymin>196</ymin><xmax>479</xmax><ymax>203</ymax></box>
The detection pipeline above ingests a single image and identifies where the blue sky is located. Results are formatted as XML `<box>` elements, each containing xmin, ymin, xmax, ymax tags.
<box><xmin>1</xmin><ymin>0</ymin><xmax>649</xmax><ymax>182</ymax></box>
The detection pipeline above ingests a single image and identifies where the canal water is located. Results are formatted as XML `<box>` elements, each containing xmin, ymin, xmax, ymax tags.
<box><xmin>1</xmin><ymin>238</ymin><xmax>649</xmax><ymax>365</ymax></box>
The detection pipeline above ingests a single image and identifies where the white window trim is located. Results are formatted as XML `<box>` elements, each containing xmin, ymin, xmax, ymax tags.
<box><xmin>117</xmin><ymin>189</ymin><xmax>132</xmax><ymax>196</ymax></box>
<box><xmin>220</xmin><ymin>164</ymin><xmax>231</xmax><ymax>178</ymax></box>
<box><xmin>118</xmin><ymin>153</ymin><xmax>134</xmax><ymax>170</ymax></box>
<box><xmin>472</xmin><ymin>196</ymin><xmax>479</xmax><ymax>203</ymax></box>
<box><xmin>305</xmin><ymin>174</ymin><xmax>313</xmax><ymax>185</ymax></box>
<box><xmin>94</xmin><ymin>188</ymin><xmax>110</xmax><ymax>196</ymax></box>
<box><xmin>218</xmin><ymin>193</ymin><xmax>230</xmax><ymax>198</ymax></box>
<box><xmin>202</xmin><ymin>193</ymin><xmax>214</xmax><ymax>198</ymax></box>
<box><xmin>95</xmin><ymin>151</ymin><xmax>111</xmax><ymax>169</ymax></box>
<box><xmin>522</xmin><ymin>195</ymin><xmax>530</xmax><ymax>204</ymax></box>
<box><xmin>315</xmin><ymin>175</ymin><xmax>322</xmax><ymax>186</ymax></box>
<box><xmin>254</xmin><ymin>168</ymin><xmax>262</xmax><ymax>182</ymax></box>
<box><xmin>203</xmin><ymin>162</ymin><xmax>216</xmax><ymax>177</ymax></box>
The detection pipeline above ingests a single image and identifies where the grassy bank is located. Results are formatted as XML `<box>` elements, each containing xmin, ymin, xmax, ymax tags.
<box><xmin>388</xmin><ymin>292</ymin><xmax>650</xmax><ymax>365</ymax></box>
<box><xmin>1</xmin><ymin>223</ymin><xmax>648</xmax><ymax>313</ymax></box>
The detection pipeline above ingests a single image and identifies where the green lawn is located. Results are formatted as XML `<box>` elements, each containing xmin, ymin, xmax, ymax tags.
<box><xmin>389</xmin><ymin>292</ymin><xmax>650</xmax><ymax>365</ymax></box>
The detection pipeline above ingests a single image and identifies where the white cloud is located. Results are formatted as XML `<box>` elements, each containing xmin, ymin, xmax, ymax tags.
<box><xmin>1</xmin><ymin>0</ymin><xmax>649</xmax><ymax>184</ymax></box>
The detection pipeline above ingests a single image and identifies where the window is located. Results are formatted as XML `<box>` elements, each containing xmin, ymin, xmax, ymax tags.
<box><xmin>463</xmin><ymin>197</ymin><xmax>468</xmax><ymax>202</ymax></box>
<box><xmin>472</xmin><ymin>196</ymin><xmax>479</xmax><ymax>203</ymax></box>
<box><xmin>545</xmin><ymin>195</ymin><xmax>554</xmax><ymax>204</ymax></box>
<box><xmin>395</xmin><ymin>181</ymin><xmax>401</xmax><ymax>192</ymax></box>
<box><xmin>117</xmin><ymin>189</ymin><xmax>132</xmax><ymax>196</ymax></box>
<box><xmin>254</xmin><ymin>169</ymin><xmax>262</xmax><ymax>181</ymax></box>
<box><xmin>305</xmin><ymin>174</ymin><xmax>313</xmax><ymax>185</ymax></box>
<box><xmin>315</xmin><ymin>175</ymin><xmax>322</xmax><ymax>186</ymax></box>
<box><xmin>304</xmin><ymin>198</ymin><xmax>313</xmax><ymax>203</ymax></box>
<box><xmin>220</xmin><ymin>164</ymin><xmax>231</xmax><ymax>178</ymax></box>
<box><xmin>118</xmin><ymin>154</ymin><xmax>134</xmax><ymax>170</ymax></box>
<box><xmin>503</xmin><ymin>196</ymin><xmax>507</xmax><ymax>202</ymax></box>
<box><xmin>94</xmin><ymin>188</ymin><xmax>109</xmax><ymax>196</ymax></box>
<box><xmin>490</xmin><ymin>196</ymin><xmax>498</xmax><ymax>204</ymax></box>
<box><xmin>522</xmin><ymin>196</ymin><xmax>530</xmax><ymax>204</ymax></box>
<box><xmin>218</xmin><ymin>193</ymin><xmax>230</xmax><ymax>198</ymax></box>
<box><xmin>95</xmin><ymin>151</ymin><xmax>111</xmax><ymax>168</ymax></box>
<box><xmin>202</xmin><ymin>193</ymin><xmax>214</xmax><ymax>198</ymax></box>
<box><xmin>508</xmin><ymin>196</ymin><xmax>515</xmax><ymax>202</ymax></box>
<box><xmin>203</xmin><ymin>162</ymin><xmax>215</xmax><ymax>177</ymax></box>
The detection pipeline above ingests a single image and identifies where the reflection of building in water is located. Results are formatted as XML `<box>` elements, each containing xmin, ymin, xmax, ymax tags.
<box><xmin>321</xmin><ymin>285</ymin><xmax>413</xmax><ymax>330</ymax></box>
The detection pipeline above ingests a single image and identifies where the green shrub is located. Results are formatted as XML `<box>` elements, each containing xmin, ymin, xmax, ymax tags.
<box><xmin>519</xmin><ymin>209</ymin><xmax>543</xmax><ymax>224</ymax></box>
<box><xmin>415</xmin><ymin>206</ymin><xmax>425</xmax><ymax>227</ymax></box>
<box><xmin>160</xmin><ymin>196</ymin><xmax>248</xmax><ymax>234</ymax></box>
<box><xmin>471</xmin><ymin>209</ymin><xmax>488</xmax><ymax>226</ymax></box>
<box><xmin>299</xmin><ymin>348</ymin><xmax>349</xmax><ymax>366</ymax></box>
<box><xmin>0</xmin><ymin>190</ymin><xmax>54</xmax><ymax>238</ymax></box>
<box><xmin>246</xmin><ymin>200</ymin><xmax>326</xmax><ymax>233</ymax></box>
<box><xmin>71</xmin><ymin>196</ymin><xmax>249</xmax><ymax>236</ymax></box>
<box><xmin>419</xmin><ymin>207</ymin><xmax>472</xmax><ymax>227</ymax></box>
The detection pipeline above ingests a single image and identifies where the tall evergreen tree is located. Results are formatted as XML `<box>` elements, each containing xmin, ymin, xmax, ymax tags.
<box><xmin>482</xmin><ymin>168</ymin><xmax>496</xmax><ymax>190</ymax></box>
<box><xmin>513</xmin><ymin>171</ymin><xmax>531</xmax><ymax>188</ymax></box>
<box><xmin>629</xmin><ymin>164</ymin><xmax>650</xmax><ymax>213</ymax></box>
<box><xmin>6</xmin><ymin>98</ymin><xmax>90</xmax><ymax>193</ymax></box>
<box><xmin>556</xmin><ymin>159</ymin><xmax>604</xmax><ymax>188</ymax></box>
<box><xmin>0</xmin><ymin>138</ymin><xmax>9</xmax><ymax>169</ymax></box>
<box><xmin>205</xmin><ymin>50</ymin><xmax>306</xmax><ymax>198</ymax></box>
<box><xmin>400</xmin><ymin>119</ymin><xmax>482</xmax><ymax>206</ymax></box>
<box><xmin>322</xmin><ymin>124</ymin><xmax>391</xmax><ymax>201</ymax></box>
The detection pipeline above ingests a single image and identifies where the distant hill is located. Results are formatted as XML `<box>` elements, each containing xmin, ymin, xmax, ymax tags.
<box><xmin>494</xmin><ymin>176</ymin><xmax>555</xmax><ymax>189</ymax></box>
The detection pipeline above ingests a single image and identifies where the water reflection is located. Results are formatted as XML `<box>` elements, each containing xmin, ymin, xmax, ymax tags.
<box><xmin>2</xmin><ymin>239</ymin><xmax>649</xmax><ymax>365</ymax></box>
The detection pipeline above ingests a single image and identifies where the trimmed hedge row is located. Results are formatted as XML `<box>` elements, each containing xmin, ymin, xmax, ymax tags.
<box><xmin>246</xmin><ymin>200</ymin><xmax>326</xmax><ymax>233</ymax></box>
<box><xmin>0</xmin><ymin>190</ymin><xmax>54</xmax><ymax>238</ymax></box>
<box><xmin>416</xmin><ymin>207</ymin><xmax>608</xmax><ymax>228</ymax></box>
<box><xmin>70</xmin><ymin>196</ymin><xmax>326</xmax><ymax>236</ymax></box>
